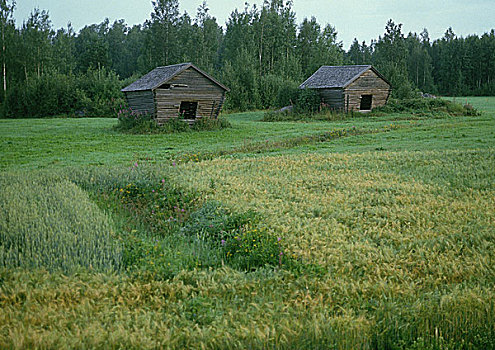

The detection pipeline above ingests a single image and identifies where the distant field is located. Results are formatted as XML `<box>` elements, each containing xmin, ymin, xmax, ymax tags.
<box><xmin>445</xmin><ymin>96</ymin><xmax>495</xmax><ymax>113</ymax></box>
<box><xmin>1</xmin><ymin>98</ymin><xmax>494</xmax><ymax>348</ymax></box>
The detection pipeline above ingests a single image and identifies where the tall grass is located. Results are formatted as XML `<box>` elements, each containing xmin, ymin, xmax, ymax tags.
<box><xmin>0</xmin><ymin>172</ymin><xmax>122</xmax><ymax>273</ymax></box>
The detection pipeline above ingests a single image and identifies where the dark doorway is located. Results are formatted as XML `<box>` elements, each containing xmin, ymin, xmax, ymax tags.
<box><xmin>360</xmin><ymin>95</ymin><xmax>373</xmax><ymax>111</ymax></box>
<box><xmin>179</xmin><ymin>101</ymin><xmax>198</xmax><ymax>119</ymax></box>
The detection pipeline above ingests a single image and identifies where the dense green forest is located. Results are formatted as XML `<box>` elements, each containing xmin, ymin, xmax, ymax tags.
<box><xmin>1</xmin><ymin>0</ymin><xmax>494</xmax><ymax>117</ymax></box>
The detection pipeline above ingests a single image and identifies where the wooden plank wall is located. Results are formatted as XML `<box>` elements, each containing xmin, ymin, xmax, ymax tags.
<box><xmin>344</xmin><ymin>69</ymin><xmax>391</xmax><ymax>111</ymax></box>
<box><xmin>154</xmin><ymin>68</ymin><xmax>226</xmax><ymax>124</ymax></box>
<box><xmin>319</xmin><ymin>89</ymin><xmax>344</xmax><ymax>109</ymax></box>
<box><xmin>124</xmin><ymin>91</ymin><xmax>155</xmax><ymax>115</ymax></box>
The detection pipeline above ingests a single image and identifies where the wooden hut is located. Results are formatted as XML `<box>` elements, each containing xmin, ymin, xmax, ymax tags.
<box><xmin>121</xmin><ymin>63</ymin><xmax>229</xmax><ymax>124</ymax></box>
<box><xmin>299</xmin><ymin>65</ymin><xmax>391</xmax><ymax>112</ymax></box>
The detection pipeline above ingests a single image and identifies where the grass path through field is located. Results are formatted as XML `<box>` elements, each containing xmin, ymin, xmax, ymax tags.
<box><xmin>2</xmin><ymin>109</ymin><xmax>492</xmax><ymax>169</ymax></box>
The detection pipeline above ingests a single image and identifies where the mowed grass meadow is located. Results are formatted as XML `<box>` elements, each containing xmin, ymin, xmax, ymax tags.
<box><xmin>0</xmin><ymin>97</ymin><xmax>494</xmax><ymax>349</ymax></box>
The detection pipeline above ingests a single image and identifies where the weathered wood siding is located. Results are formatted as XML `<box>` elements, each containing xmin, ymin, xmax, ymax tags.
<box><xmin>154</xmin><ymin>67</ymin><xmax>225</xmax><ymax>124</ymax></box>
<box><xmin>319</xmin><ymin>89</ymin><xmax>344</xmax><ymax>109</ymax></box>
<box><xmin>124</xmin><ymin>90</ymin><xmax>155</xmax><ymax>115</ymax></box>
<box><xmin>344</xmin><ymin>69</ymin><xmax>391</xmax><ymax>111</ymax></box>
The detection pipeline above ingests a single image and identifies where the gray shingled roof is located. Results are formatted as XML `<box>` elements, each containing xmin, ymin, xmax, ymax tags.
<box><xmin>121</xmin><ymin>63</ymin><xmax>229</xmax><ymax>92</ymax></box>
<box><xmin>299</xmin><ymin>65</ymin><xmax>374</xmax><ymax>89</ymax></box>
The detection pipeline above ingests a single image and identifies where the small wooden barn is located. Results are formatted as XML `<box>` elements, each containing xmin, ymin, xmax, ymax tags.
<box><xmin>121</xmin><ymin>63</ymin><xmax>229</xmax><ymax>124</ymax></box>
<box><xmin>299</xmin><ymin>65</ymin><xmax>391</xmax><ymax>112</ymax></box>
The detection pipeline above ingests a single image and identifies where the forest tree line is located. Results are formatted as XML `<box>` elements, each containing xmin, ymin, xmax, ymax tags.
<box><xmin>1</xmin><ymin>0</ymin><xmax>494</xmax><ymax>117</ymax></box>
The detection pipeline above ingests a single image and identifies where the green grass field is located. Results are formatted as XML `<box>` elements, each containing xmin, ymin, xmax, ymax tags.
<box><xmin>0</xmin><ymin>98</ymin><xmax>494</xmax><ymax>349</ymax></box>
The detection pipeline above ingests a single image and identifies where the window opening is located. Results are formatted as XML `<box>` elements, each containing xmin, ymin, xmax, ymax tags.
<box><xmin>179</xmin><ymin>101</ymin><xmax>198</xmax><ymax>119</ymax></box>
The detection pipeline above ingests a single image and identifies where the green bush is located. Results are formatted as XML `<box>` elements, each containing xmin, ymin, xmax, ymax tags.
<box><xmin>114</xmin><ymin>108</ymin><xmax>160</xmax><ymax>133</ymax></box>
<box><xmin>111</xmin><ymin>176</ymin><xmax>198</xmax><ymax>236</ymax></box>
<box><xmin>77</xmin><ymin>67</ymin><xmax>125</xmax><ymax>117</ymax></box>
<box><xmin>259</xmin><ymin>74</ymin><xmax>293</xmax><ymax>108</ymax></box>
<box><xmin>373</xmin><ymin>98</ymin><xmax>481</xmax><ymax>117</ymax></box>
<box><xmin>2</xmin><ymin>68</ymin><xmax>125</xmax><ymax>118</ymax></box>
<box><xmin>3</xmin><ymin>72</ymin><xmax>85</xmax><ymax>118</ymax></box>
<box><xmin>275</xmin><ymin>82</ymin><xmax>301</xmax><ymax>108</ymax></box>
<box><xmin>294</xmin><ymin>88</ymin><xmax>322</xmax><ymax>114</ymax></box>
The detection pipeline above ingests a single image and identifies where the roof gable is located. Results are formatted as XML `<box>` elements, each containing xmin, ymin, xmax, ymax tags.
<box><xmin>299</xmin><ymin>65</ymin><xmax>389</xmax><ymax>89</ymax></box>
<box><xmin>122</xmin><ymin>63</ymin><xmax>229</xmax><ymax>92</ymax></box>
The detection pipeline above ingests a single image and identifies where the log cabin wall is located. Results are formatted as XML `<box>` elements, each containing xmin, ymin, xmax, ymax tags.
<box><xmin>319</xmin><ymin>89</ymin><xmax>345</xmax><ymax>110</ymax></box>
<box><xmin>344</xmin><ymin>69</ymin><xmax>391</xmax><ymax>111</ymax></box>
<box><xmin>154</xmin><ymin>67</ymin><xmax>225</xmax><ymax>124</ymax></box>
<box><xmin>124</xmin><ymin>90</ymin><xmax>155</xmax><ymax>115</ymax></box>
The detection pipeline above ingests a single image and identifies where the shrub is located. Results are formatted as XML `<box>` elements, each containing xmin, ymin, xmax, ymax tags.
<box><xmin>259</xmin><ymin>74</ymin><xmax>294</xmax><ymax>108</ymax></box>
<box><xmin>3</xmin><ymin>72</ymin><xmax>85</xmax><ymax>118</ymax></box>
<box><xmin>294</xmin><ymin>88</ymin><xmax>322</xmax><ymax>114</ymax></box>
<box><xmin>77</xmin><ymin>68</ymin><xmax>126</xmax><ymax>117</ymax></box>
<box><xmin>275</xmin><ymin>82</ymin><xmax>301</xmax><ymax>108</ymax></box>
<box><xmin>262</xmin><ymin>109</ymin><xmax>298</xmax><ymax>122</ymax></box>
<box><xmin>113</xmin><ymin>108</ymin><xmax>159</xmax><ymax>133</ymax></box>
<box><xmin>1</xmin><ymin>68</ymin><xmax>125</xmax><ymax>119</ymax></box>
<box><xmin>373</xmin><ymin>98</ymin><xmax>481</xmax><ymax>117</ymax></box>
<box><xmin>159</xmin><ymin>117</ymin><xmax>192</xmax><ymax>133</ymax></box>
<box><xmin>263</xmin><ymin>107</ymin><xmax>357</xmax><ymax>122</ymax></box>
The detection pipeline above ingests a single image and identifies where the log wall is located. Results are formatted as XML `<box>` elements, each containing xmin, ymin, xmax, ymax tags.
<box><xmin>124</xmin><ymin>90</ymin><xmax>155</xmax><ymax>115</ymax></box>
<box><xmin>319</xmin><ymin>89</ymin><xmax>344</xmax><ymax>109</ymax></box>
<box><xmin>154</xmin><ymin>68</ymin><xmax>226</xmax><ymax>124</ymax></box>
<box><xmin>344</xmin><ymin>69</ymin><xmax>391</xmax><ymax>111</ymax></box>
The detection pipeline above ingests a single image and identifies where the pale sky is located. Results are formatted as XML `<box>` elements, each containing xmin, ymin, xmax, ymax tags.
<box><xmin>13</xmin><ymin>0</ymin><xmax>495</xmax><ymax>49</ymax></box>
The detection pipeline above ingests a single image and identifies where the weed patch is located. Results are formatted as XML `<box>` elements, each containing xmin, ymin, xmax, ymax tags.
<box><xmin>66</xmin><ymin>166</ymin><xmax>297</xmax><ymax>277</ymax></box>
<box><xmin>181</xmin><ymin>202</ymin><xmax>288</xmax><ymax>271</ymax></box>
<box><xmin>114</xmin><ymin>107</ymin><xmax>231</xmax><ymax>134</ymax></box>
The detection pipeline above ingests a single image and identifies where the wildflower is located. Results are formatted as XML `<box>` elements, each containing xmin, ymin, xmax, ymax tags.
<box><xmin>152</xmin><ymin>190</ymin><xmax>155</xmax><ymax>193</ymax></box>
<box><xmin>172</xmin><ymin>161</ymin><xmax>176</xmax><ymax>166</ymax></box>
<box><xmin>134</xmin><ymin>162</ymin><xmax>138</xmax><ymax>167</ymax></box>
<box><xmin>162</xmin><ymin>179</ymin><xmax>166</xmax><ymax>183</ymax></box>
<box><xmin>278</xmin><ymin>237</ymin><xmax>282</xmax><ymax>242</ymax></box>
<box><xmin>221</xmin><ymin>240</ymin><xmax>226</xmax><ymax>246</ymax></box>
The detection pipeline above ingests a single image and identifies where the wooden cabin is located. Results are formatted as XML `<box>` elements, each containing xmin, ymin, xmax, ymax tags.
<box><xmin>121</xmin><ymin>63</ymin><xmax>229</xmax><ymax>124</ymax></box>
<box><xmin>299</xmin><ymin>65</ymin><xmax>391</xmax><ymax>112</ymax></box>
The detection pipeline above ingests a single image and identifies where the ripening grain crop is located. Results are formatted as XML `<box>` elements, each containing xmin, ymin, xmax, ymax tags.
<box><xmin>171</xmin><ymin>148</ymin><xmax>495</xmax><ymax>347</ymax></box>
<box><xmin>0</xmin><ymin>172</ymin><xmax>122</xmax><ymax>273</ymax></box>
